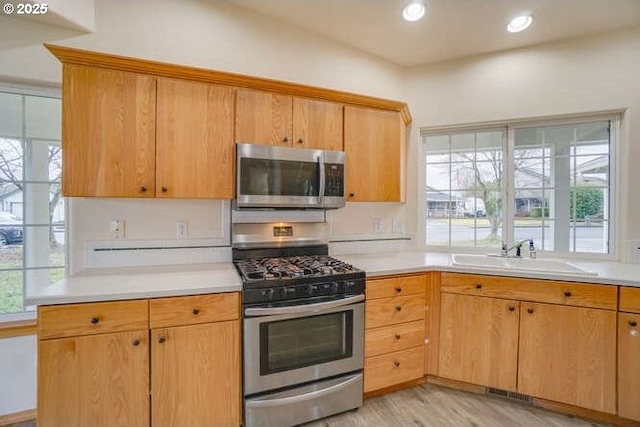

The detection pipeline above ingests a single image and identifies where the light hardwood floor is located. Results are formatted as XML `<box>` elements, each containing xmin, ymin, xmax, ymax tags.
<box><xmin>5</xmin><ymin>383</ymin><xmax>610</xmax><ymax>427</ymax></box>
<box><xmin>304</xmin><ymin>383</ymin><xmax>610</xmax><ymax>427</ymax></box>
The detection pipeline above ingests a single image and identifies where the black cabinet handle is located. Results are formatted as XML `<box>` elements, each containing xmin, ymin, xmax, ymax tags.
<box><xmin>630</xmin><ymin>320</ymin><xmax>638</xmax><ymax>327</ymax></box>
<box><xmin>508</xmin><ymin>306</ymin><xmax>515</xmax><ymax>312</ymax></box>
<box><xmin>564</xmin><ymin>291</ymin><xmax>572</xmax><ymax>297</ymax></box>
<box><xmin>349</xmin><ymin>193</ymin><xmax>354</xmax><ymax>197</ymax></box>
<box><xmin>394</xmin><ymin>361</ymin><xmax>400</xmax><ymax>367</ymax></box>
<box><xmin>297</xmin><ymin>138</ymin><xmax>304</xmax><ymax>144</ymax></box>
<box><xmin>192</xmin><ymin>308</ymin><xmax>200</xmax><ymax>315</ymax></box>
<box><xmin>283</xmin><ymin>136</ymin><xmax>289</xmax><ymax>143</ymax></box>
<box><xmin>395</xmin><ymin>306</ymin><xmax>402</xmax><ymax>312</ymax></box>
<box><xmin>161</xmin><ymin>186</ymin><xmax>168</xmax><ymax>192</ymax></box>
<box><xmin>140</xmin><ymin>186</ymin><xmax>147</xmax><ymax>192</ymax></box>
<box><xmin>395</xmin><ymin>287</ymin><xmax>402</xmax><ymax>293</ymax></box>
<box><xmin>394</xmin><ymin>334</ymin><xmax>401</xmax><ymax>340</ymax></box>
<box><xmin>132</xmin><ymin>339</ymin><xmax>140</xmax><ymax>347</ymax></box>
<box><xmin>476</xmin><ymin>284</ymin><xmax>482</xmax><ymax>289</ymax></box>
<box><xmin>158</xmin><ymin>336</ymin><xmax>166</xmax><ymax>344</ymax></box>
<box><xmin>90</xmin><ymin>316</ymin><xmax>99</xmax><ymax>324</ymax></box>
<box><xmin>527</xmin><ymin>307</ymin><xmax>534</xmax><ymax>314</ymax></box>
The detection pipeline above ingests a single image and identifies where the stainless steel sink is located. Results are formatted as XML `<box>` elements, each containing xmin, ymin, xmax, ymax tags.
<box><xmin>450</xmin><ymin>254</ymin><xmax>598</xmax><ymax>276</ymax></box>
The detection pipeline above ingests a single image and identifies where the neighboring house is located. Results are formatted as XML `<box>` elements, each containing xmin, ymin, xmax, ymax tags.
<box><xmin>426</xmin><ymin>187</ymin><xmax>466</xmax><ymax>217</ymax></box>
<box><xmin>0</xmin><ymin>182</ymin><xmax>64</xmax><ymax>222</ymax></box>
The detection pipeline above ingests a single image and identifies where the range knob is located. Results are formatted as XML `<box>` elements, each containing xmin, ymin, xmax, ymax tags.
<box><xmin>261</xmin><ymin>288</ymin><xmax>275</xmax><ymax>301</ymax></box>
<box><xmin>279</xmin><ymin>287</ymin><xmax>288</xmax><ymax>299</ymax></box>
<box><xmin>307</xmin><ymin>284</ymin><xmax>317</xmax><ymax>296</ymax></box>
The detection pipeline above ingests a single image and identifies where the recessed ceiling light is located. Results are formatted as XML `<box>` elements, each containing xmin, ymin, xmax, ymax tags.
<box><xmin>403</xmin><ymin>1</ymin><xmax>426</xmax><ymax>22</ymax></box>
<box><xmin>507</xmin><ymin>13</ymin><xmax>534</xmax><ymax>33</ymax></box>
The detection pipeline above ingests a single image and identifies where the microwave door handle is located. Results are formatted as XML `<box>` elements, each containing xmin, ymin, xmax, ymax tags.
<box><xmin>318</xmin><ymin>157</ymin><xmax>325</xmax><ymax>207</ymax></box>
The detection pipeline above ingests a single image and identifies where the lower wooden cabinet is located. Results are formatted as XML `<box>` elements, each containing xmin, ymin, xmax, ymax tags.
<box><xmin>38</xmin><ymin>330</ymin><xmax>150</xmax><ymax>427</ymax></box>
<box><xmin>518</xmin><ymin>302</ymin><xmax>616</xmax><ymax>413</ymax></box>
<box><xmin>438</xmin><ymin>293</ymin><xmax>519</xmax><ymax>391</ymax></box>
<box><xmin>151</xmin><ymin>321</ymin><xmax>240</xmax><ymax>427</ymax></box>
<box><xmin>617</xmin><ymin>312</ymin><xmax>640</xmax><ymax>421</ymax></box>
<box><xmin>37</xmin><ymin>293</ymin><xmax>241</xmax><ymax>427</ymax></box>
<box><xmin>364</xmin><ymin>274</ymin><xmax>426</xmax><ymax>393</ymax></box>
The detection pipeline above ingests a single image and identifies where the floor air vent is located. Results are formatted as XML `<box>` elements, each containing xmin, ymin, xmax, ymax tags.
<box><xmin>486</xmin><ymin>387</ymin><xmax>532</xmax><ymax>404</ymax></box>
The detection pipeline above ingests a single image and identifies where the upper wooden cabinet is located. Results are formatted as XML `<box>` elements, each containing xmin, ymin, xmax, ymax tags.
<box><xmin>62</xmin><ymin>66</ymin><xmax>235</xmax><ymax>198</ymax></box>
<box><xmin>344</xmin><ymin>106</ymin><xmax>404</xmax><ymax>202</ymax></box>
<box><xmin>62</xmin><ymin>64</ymin><xmax>156</xmax><ymax>197</ymax></box>
<box><xmin>156</xmin><ymin>78</ymin><xmax>234</xmax><ymax>198</ymax></box>
<box><xmin>235</xmin><ymin>88</ymin><xmax>343</xmax><ymax>150</ymax></box>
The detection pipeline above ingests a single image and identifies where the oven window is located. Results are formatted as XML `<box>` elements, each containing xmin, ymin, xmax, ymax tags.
<box><xmin>240</xmin><ymin>158</ymin><xmax>320</xmax><ymax>196</ymax></box>
<box><xmin>260</xmin><ymin>311</ymin><xmax>353</xmax><ymax>375</ymax></box>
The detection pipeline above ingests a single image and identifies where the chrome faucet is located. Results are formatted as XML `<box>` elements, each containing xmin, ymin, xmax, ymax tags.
<box><xmin>501</xmin><ymin>239</ymin><xmax>536</xmax><ymax>258</ymax></box>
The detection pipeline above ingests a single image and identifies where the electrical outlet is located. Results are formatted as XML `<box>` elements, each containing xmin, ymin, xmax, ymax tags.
<box><xmin>176</xmin><ymin>220</ymin><xmax>188</xmax><ymax>239</ymax></box>
<box><xmin>110</xmin><ymin>219</ymin><xmax>125</xmax><ymax>239</ymax></box>
<box><xmin>373</xmin><ymin>218</ymin><xmax>383</xmax><ymax>233</ymax></box>
<box><xmin>392</xmin><ymin>217</ymin><xmax>401</xmax><ymax>233</ymax></box>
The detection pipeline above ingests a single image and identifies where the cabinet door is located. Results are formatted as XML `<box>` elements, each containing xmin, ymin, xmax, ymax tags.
<box><xmin>151</xmin><ymin>321</ymin><xmax>241</xmax><ymax>427</ymax></box>
<box><xmin>292</xmin><ymin>98</ymin><xmax>343</xmax><ymax>150</ymax></box>
<box><xmin>156</xmin><ymin>78</ymin><xmax>234</xmax><ymax>198</ymax></box>
<box><xmin>235</xmin><ymin>88</ymin><xmax>292</xmax><ymax>146</ymax></box>
<box><xmin>518</xmin><ymin>303</ymin><xmax>616</xmax><ymax>413</ymax></box>
<box><xmin>62</xmin><ymin>64</ymin><xmax>156</xmax><ymax>197</ymax></box>
<box><xmin>38</xmin><ymin>331</ymin><xmax>149</xmax><ymax>427</ymax></box>
<box><xmin>344</xmin><ymin>106</ymin><xmax>403</xmax><ymax>202</ymax></box>
<box><xmin>438</xmin><ymin>294</ymin><xmax>519</xmax><ymax>391</ymax></box>
<box><xmin>618</xmin><ymin>312</ymin><xmax>640</xmax><ymax>421</ymax></box>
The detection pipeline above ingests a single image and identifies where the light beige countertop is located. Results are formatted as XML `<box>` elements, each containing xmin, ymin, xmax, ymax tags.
<box><xmin>26</xmin><ymin>251</ymin><xmax>640</xmax><ymax>306</ymax></box>
<box><xmin>338</xmin><ymin>251</ymin><xmax>640</xmax><ymax>287</ymax></box>
<box><xmin>25</xmin><ymin>263</ymin><xmax>242</xmax><ymax>306</ymax></box>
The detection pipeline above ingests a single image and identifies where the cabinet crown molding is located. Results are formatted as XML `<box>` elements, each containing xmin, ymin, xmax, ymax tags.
<box><xmin>44</xmin><ymin>43</ymin><xmax>412</xmax><ymax>125</ymax></box>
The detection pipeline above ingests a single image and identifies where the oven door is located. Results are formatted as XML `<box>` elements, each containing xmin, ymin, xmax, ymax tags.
<box><xmin>243</xmin><ymin>295</ymin><xmax>364</xmax><ymax>396</ymax></box>
<box><xmin>236</xmin><ymin>143</ymin><xmax>324</xmax><ymax>209</ymax></box>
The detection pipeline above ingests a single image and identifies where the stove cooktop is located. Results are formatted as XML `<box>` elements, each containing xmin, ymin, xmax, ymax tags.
<box><xmin>235</xmin><ymin>255</ymin><xmax>361</xmax><ymax>283</ymax></box>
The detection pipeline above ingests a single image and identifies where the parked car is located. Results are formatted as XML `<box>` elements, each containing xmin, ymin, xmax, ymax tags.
<box><xmin>0</xmin><ymin>211</ymin><xmax>23</xmax><ymax>245</ymax></box>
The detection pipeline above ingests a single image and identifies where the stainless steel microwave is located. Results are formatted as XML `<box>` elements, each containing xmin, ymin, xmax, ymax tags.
<box><xmin>236</xmin><ymin>143</ymin><xmax>346</xmax><ymax>209</ymax></box>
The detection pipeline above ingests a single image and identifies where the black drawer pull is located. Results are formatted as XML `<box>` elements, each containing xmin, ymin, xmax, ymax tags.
<box><xmin>527</xmin><ymin>307</ymin><xmax>534</xmax><ymax>314</ymax></box>
<box><xmin>158</xmin><ymin>336</ymin><xmax>166</xmax><ymax>344</ymax></box>
<box><xmin>508</xmin><ymin>306</ymin><xmax>515</xmax><ymax>312</ymax></box>
<box><xmin>132</xmin><ymin>339</ymin><xmax>140</xmax><ymax>347</ymax></box>
<box><xmin>395</xmin><ymin>287</ymin><xmax>402</xmax><ymax>293</ymax></box>
<box><xmin>475</xmin><ymin>284</ymin><xmax>482</xmax><ymax>289</ymax></box>
<box><xmin>140</xmin><ymin>186</ymin><xmax>147</xmax><ymax>192</ymax></box>
<box><xmin>395</xmin><ymin>306</ymin><xmax>402</xmax><ymax>312</ymax></box>
<box><xmin>630</xmin><ymin>320</ymin><xmax>638</xmax><ymax>327</ymax></box>
<box><xmin>393</xmin><ymin>361</ymin><xmax>400</xmax><ymax>367</ymax></box>
<box><xmin>394</xmin><ymin>334</ymin><xmax>401</xmax><ymax>340</ymax></box>
<box><xmin>192</xmin><ymin>308</ymin><xmax>200</xmax><ymax>315</ymax></box>
<box><xmin>564</xmin><ymin>291</ymin><xmax>572</xmax><ymax>297</ymax></box>
<box><xmin>90</xmin><ymin>316</ymin><xmax>100</xmax><ymax>324</ymax></box>
<box><xmin>161</xmin><ymin>186</ymin><xmax>168</xmax><ymax>192</ymax></box>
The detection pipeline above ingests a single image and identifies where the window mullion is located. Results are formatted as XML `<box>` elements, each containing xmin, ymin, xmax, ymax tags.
<box><xmin>504</xmin><ymin>125</ymin><xmax>514</xmax><ymax>248</ymax></box>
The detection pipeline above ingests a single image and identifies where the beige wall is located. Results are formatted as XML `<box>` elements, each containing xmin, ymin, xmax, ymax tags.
<box><xmin>404</xmin><ymin>26</ymin><xmax>640</xmax><ymax>260</ymax></box>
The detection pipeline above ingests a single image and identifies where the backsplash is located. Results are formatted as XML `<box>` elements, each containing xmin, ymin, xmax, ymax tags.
<box><xmin>69</xmin><ymin>199</ymin><xmax>409</xmax><ymax>273</ymax></box>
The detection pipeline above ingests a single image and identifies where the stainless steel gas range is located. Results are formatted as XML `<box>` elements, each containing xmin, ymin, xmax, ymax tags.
<box><xmin>233</xmin><ymin>242</ymin><xmax>365</xmax><ymax>427</ymax></box>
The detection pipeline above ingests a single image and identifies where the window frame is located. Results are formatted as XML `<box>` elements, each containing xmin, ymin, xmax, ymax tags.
<box><xmin>0</xmin><ymin>84</ymin><xmax>64</xmax><ymax>323</ymax></box>
<box><xmin>419</xmin><ymin>112</ymin><xmax>620</xmax><ymax>261</ymax></box>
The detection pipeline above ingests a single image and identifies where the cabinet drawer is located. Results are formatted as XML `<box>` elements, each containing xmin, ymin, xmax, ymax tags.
<box><xmin>38</xmin><ymin>299</ymin><xmax>149</xmax><ymax>340</ymax></box>
<box><xmin>366</xmin><ymin>275</ymin><xmax>425</xmax><ymax>300</ymax></box>
<box><xmin>366</xmin><ymin>294</ymin><xmax>425</xmax><ymax>329</ymax></box>
<box><xmin>364</xmin><ymin>346</ymin><xmax>424</xmax><ymax>393</ymax></box>
<box><xmin>620</xmin><ymin>287</ymin><xmax>640</xmax><ymax>313</ymax></box>
<box><xmin>365</xmin><ymin>320</ymin><xmax>424</xmax><ymax>358</ymax></box>
<box><xmin>150</xmin><ymin>292</ymin><xmax>239</xmax><ymax>328</ymax></box>
<box><xmin>441</xmin><ymin>273</ymin><xmax>617</xmax><ymax>310</ymax></box>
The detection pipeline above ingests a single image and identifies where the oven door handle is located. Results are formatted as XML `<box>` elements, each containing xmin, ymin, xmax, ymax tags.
<box><xmin>245</xmin><ymin>373</ymin><xmax>362</xmax><ymax>409</ymax></box>
<box><xmin>244</xmin><ymin>294</ymin><xmax>364</xmax><ymax>317</ymax></box>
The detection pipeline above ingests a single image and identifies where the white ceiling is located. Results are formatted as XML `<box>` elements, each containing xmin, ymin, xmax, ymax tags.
<box><xmin>224</xmin><ymin>0</ymin><xmax>640</xmax><ymax>67</ymax></box>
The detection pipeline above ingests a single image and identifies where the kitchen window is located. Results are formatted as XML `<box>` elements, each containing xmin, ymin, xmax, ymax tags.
<box><xmin>422</xmin><ymin>116</ymin><xmax>615</xmax><ymax>256</ymax></box>
<box><xmin>0</xmin><ymin>88</ymin><xmax>63</xmax><ymax>321</ymax></box>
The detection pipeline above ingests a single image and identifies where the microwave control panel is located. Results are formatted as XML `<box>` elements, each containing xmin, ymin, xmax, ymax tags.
<box><xmin>324</xmin><ymin>163</ymin><xmax>344</xmax><ymax>197</ymax></box>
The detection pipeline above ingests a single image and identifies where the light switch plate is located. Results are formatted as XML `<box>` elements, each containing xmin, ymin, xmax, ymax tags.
<box><xmin>110</xmin><ymin>219</ymin><xmax>125</xmax><ymax>239</ymax></box>
<box><xmin>177</xmin><ymin>220</ymin><xmax>188</xmax><ymax>239</ymax></box>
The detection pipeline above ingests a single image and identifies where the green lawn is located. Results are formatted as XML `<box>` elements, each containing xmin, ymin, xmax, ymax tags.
<box><xmin>0</xmin><ymin>247</ymin><xmax>65</xmax><ymax>315</ymax></box>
